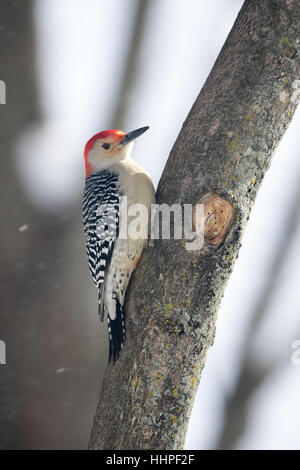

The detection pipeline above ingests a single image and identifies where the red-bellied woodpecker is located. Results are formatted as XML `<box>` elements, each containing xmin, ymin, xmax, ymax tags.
<box><xmin>83</xmin><ymin>127</ymin><xmax>155</xmax><ymax>362</ymax></box>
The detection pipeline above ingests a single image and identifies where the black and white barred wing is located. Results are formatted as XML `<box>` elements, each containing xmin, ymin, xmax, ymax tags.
<box><xmin>83</xmin><ymin>171</ymin><xmax>119</xmax><ymax>320</ymax></box>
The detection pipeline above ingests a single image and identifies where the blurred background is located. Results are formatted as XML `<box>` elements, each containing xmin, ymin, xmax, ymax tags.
<box><xmin>0</xmin><ymin>0</ymin><xmax>299</xmax><ymax>450</ymax></box>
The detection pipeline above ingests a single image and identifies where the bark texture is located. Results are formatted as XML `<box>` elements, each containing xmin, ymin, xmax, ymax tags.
<box><xmin>89</xmin><ymin>0</ymin><xmax>300</xmax><ymax>450</ymax></box>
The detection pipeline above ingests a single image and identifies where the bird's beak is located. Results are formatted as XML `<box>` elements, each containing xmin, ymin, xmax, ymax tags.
<box><xmin>120</xmin><ymin>126</ymin><xmax>149</xmax><ymax>146</ymax></box>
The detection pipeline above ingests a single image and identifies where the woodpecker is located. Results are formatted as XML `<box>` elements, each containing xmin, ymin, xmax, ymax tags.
<box><xmin>83</xmin><ymin>127</ymin><xmax>155</xmax><ymax>362</ymax></box>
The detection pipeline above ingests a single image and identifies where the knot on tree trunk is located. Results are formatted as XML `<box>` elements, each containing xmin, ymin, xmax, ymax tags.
<box><xmin>193</xmin><ymin>193</ymin><xmax>234</xmax><ymax>246</ymax></box>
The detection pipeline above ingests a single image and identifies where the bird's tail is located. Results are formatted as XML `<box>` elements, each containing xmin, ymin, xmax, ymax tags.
<box><xmin>107</xmin><ymin>298</ymin><xmax>126</xmax><ymax>363</ymax></box>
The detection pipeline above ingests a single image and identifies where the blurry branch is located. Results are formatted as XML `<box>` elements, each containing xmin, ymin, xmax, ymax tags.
<box><xmin>89</xmin><ymin>0</ymin><xmax>300</xmax><ymax>450</ymax></box>
<box><xmin>0</xmin><ymin>0</ymin><xmax>42</xmax><ymax>449</ymax></box>
<box><xmin>0</xmin><ymin>0</ymin><xmax>101</xmax><ymax>449</ymax></box>
<box><xmin>216</xmin><ymin>172</ymin><xmax>300</xmax><ymax>449</ymax></box>
<box><xmin>110</xmin><ymin>0</ymin><xmax>151</xmax><ymax>129</ymax></box>
<box><xmin>0</xmin><ymin>0</ymin><xmax>40</xmax><ymax>293</ymax></box>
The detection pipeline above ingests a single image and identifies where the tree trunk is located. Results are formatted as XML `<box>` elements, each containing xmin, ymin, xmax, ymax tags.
<box><xmin>89</xmin><ymin>0</ymin><xmax>300</xmax><ymax>450</ymax></box>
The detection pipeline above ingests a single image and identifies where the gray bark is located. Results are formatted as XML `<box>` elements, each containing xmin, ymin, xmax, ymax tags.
<box><xmin>89</xmin><ymin>0</ymin><xmax>300</xmax><ymax>450</ymax></box>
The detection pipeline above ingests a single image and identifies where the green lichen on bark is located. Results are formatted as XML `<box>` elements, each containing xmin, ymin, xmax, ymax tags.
<box><xmin>89</xmin><ymin>0</ymin><xmax>300</xmax><ymax>450</ymax></box>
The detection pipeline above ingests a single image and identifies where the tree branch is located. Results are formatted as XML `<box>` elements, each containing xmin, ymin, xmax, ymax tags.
<box><xmin>89</xmin><ymin>0</ymin><xmax>300</xmax><ymax>450</ymax></box>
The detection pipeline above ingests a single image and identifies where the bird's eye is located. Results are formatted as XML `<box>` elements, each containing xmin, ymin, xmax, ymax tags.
<box><xmin>102</xmin><ymin>143</ymin><xmax>110</xmax><ymax>150</ymax></box>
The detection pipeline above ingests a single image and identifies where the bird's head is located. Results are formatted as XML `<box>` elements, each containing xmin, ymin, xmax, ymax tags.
<box><xmin>84</xmin><ymin>126</ymin><xmax>149</xmax><ymax>177</ymax></box>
